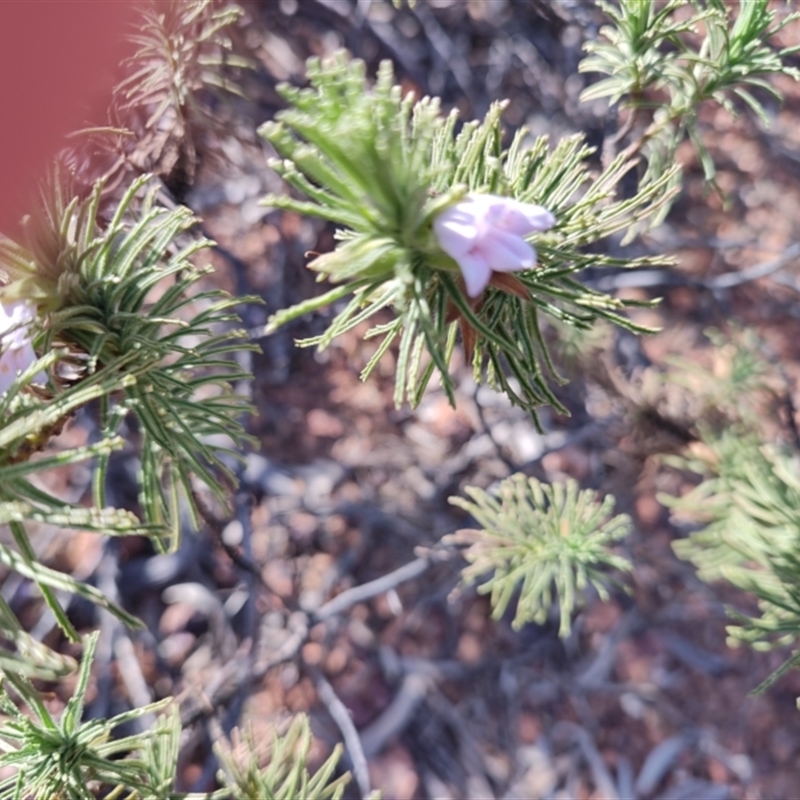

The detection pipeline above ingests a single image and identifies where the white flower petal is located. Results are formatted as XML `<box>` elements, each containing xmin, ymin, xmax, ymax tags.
<box><xmin>433</xmin><ymin>216</ymin><xmax>480</xmax><ymax>259</ymax></box>
<box><xmin>462</xmin><ymin>193</ymin><xmax>497</xmax><ymax>215</ymax></box>
<box><xmin>457</xmin><ymin>251</ymin><xmax>493</xmax><ymax>298</ymax></box>
<box><xmin>0</xmin><ymin>301</ymin><xmax>44</xmax><ymax>392</ymax></box>
<box><xmin>479</xmin><ymin>229</ymin><xmax>536</xmax><ymax>271</ymax></box>
<box><xmin>520</xmin><ymin>203</ymin><xmax>556</xmax><ymax>232</ymax></box>
<box><xmin>433</xmin><ymin>193</ymin><xmax>555</xmax><ymax>297</ymax></box>
<box><xmin>495</xmin><ymin>244</ymin><xmax>538</xmax><ymax>273</ymax></box>
<box><xmin>498</xmin><ymin>201</ymin><xmax>556</xmax><ymax>235</ymax></box>
<box><xmin>0</xmin><ymin>359</ymin><xmax>17</xmax><ymax>395</ymax></box>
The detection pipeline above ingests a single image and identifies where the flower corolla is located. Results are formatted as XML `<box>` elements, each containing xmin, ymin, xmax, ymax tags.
<box><xmin>0</xmin><ymin>301</ymin><xmax>45</xmax><ymax>395</ymax></box>
<box><xmin>433</xmin><ymin>194</ymin><xmax>556</xmax><ymax>298</ymax></box>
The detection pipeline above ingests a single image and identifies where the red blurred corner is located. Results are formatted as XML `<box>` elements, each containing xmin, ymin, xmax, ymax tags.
<box><xmin>0</xmin><ymin>1</ymin><xmax>135</xmax><ymax>235</ymax></box>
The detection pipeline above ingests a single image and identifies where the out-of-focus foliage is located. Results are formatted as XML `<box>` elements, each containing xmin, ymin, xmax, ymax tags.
<box><xmin>261</xmin><ymin>52</ymin><xmax>676</xmax><ymax>424</ymax></box>
<box><xmin>580</xmin><ymin>0</ymin><xmax>800</xmax><ymax>219</ymax></box>
<box><xmin>663</xmin><ymin>327</ymin><xmax>776</xmax><ymax>430</ymax></box>
<box><xmin>0</xmin><ymin>588</ymin><xmax>77</xmax><ymax>681</ymax></box>
<box><xmin>664</xmin><ymin>435</ymin><xmax>800</xmax><ymax>696</ymax></box>
<box><xmin>582</xmin><ymin>0</ymin><xmax>799</xmax><ymax>112</ymax></box>
<box><xmin>67</xmin><ymin>0</ymin><xmax>249</xmax><ymax>197</ymax></box>
<box><xmin>215</xmin><ymin>715</ymin><xmax>350</xmax><ymax>800</ymax></box>
<box><xmin>447</xmin><ymin>475</ymin><xmax>631</xmax><ymax>636</ymax></box>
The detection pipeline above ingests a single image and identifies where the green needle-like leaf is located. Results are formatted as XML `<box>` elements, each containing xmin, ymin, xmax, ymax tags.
<box><xmin>447</xmin><ymin>475</ymin><xmax>631</xmax><ymax>636</ymax></box>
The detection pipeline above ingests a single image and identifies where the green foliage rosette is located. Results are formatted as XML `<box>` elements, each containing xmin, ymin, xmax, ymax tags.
<box><xmin>447</xmin><ymin>475</ymin><xmax>631</xmax><ymax>636</ymax></box>
<box><xmin>260</xmin><ymin>52</ymin><xmax>677</xmax><ymax>424</ymax></box>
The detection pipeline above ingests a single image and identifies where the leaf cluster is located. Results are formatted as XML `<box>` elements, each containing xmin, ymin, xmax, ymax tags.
<box><xmin>580</xmin><ymin>0</ymin><xmax>800</xmax><ymax>197</ymax></box>
<box><xmin>117</xmin><ymin>0</ymin><xmax>247</xmax><ymax>128</ymax></box>
<box><xmin>663</xmin><ymin>432</ymin><xmax>800</xmax><ymax>697</ymax></box>
<box><xmin>0</xmin><ymin>172</ymin><xmax>254</xmax><ymax>722</ymax></box>
<box><xmin>446</xmin><ymin>475</ymin><xmax>631</xmax><ymax>636</ymax></box>
<box><xmin>261</xmin><ymin>52</ymin><xmax>676</xmax><ymax>423</ymax></box>
<box><xmin>0</xmin><ymin>2</ymin><xmax>272</xmax><ymax>796</ymax></box>
<box><xmin>2</xmin><ymin>174</ymin><xmax>257</xmax><ymax>545</ymax></box>
<box><xmin>66</xmin><ymin>0</ymin><xmax>249</xmax><ymax>197</ymax></box>
<box><xmin>0</xmin><ymin>632</ymin><xmax>348</xmax><ymax>800</ymax></box>
<box><xmin>662</xmin><ymin>326</ymin><xmax>776</xmax><ymax>430</ymax></box>
<box><xmin>0</xmin><ymin>633</ymin><xmax>175</xmax><ymax>800</ymax></box>
<box><xmin>0</xmin><ymin>425</ymin><xmax>151</xmax><ymax>648</ymax></box>
<box><xmin>665</xmin><ymin>435</ymin><xmax>800</xmax><ymax>637</ymax></box>
<box><xmin>214</xmin><ymin>716</ymin><xmax>349</xmax><ymax>800</ymax></box>
<box><xmin>0</xmin><ymin>0</ymin><xmax>257</xmax><ymax>726</ymax></box>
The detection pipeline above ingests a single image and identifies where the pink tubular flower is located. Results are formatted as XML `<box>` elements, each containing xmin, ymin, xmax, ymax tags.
<box><xmin>0</xmin><ymin>301</ymin><xmax>45</xmax><ymax>395</ymax></box>
<box><xmin>433</xmin><ymin>193</ymin><xmax>556</xmax><ymax>298</ymax></box>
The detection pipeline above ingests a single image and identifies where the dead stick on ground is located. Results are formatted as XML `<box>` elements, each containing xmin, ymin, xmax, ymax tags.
<box><xmin>315</xmin><ymin>671</ymin><xmax>371</xmax><ymax>798</ymax></box>
<box><xmin>114</xmin><ymin>632</ymin><xmax>156</xmax><ymax>731</ymax></box>
<box><xmin>360</xmin><ymin>670</ymin><xmax>435</xmax><ymax>759</ymax></box>
<box><xmin>180</xmin><ymin>614</ymin><xmax>308</xmax><ymax>727</ymax></box>
<box><xmin>707</xmin><ymin>241</ymin><xmax>800</xmax><ymax>289</ymax></box>
<box><xmin>182</xmin><ymin>557</ymin><xmax>434</xmax><ymax>726</ymax></box>
<box><xmin>313</xmin><ymin>556</ymin><xmax>431</xmax><ymax>622</ymax></box>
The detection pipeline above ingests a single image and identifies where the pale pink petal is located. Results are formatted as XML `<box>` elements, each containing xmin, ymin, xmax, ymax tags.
<box><xmin>433</xmin><ymin>194</ymin><xmax>554</xmax><ymax>297</ymax></box>
<box><xmin>0</xmin><ymin>301</ymin><xmax>45</xmax><ymax>392</ymax></box>
<box><xmin>498</xmin><ymin>201</ymin><xmax>556</xmax><ymax>235</ymax></box>
<box><xmin>479</xmin><ymin>229</ymin><xmax>536</xmax><ymax>271</ymax></box>
<box><xmin>433</xmin><ymin>216</ymin><xmax>480</xmax><ymax>259</ymax></box>
<box><xmin>494</xmin><ymin>244</ymin><xmax>538</xmax><ymax>273</ymax></box>
<box><xmin>520</xmin><ymin>203</ymin><xmax>556</xmax><ymax>232</ymax></box>
<box><xmin>463</xmin><ymin>193</ymin><xmax>497</xmax><ymax>217</ymax></box>
<box><xmin>1</xmin><ymin>303</ymin><xmax>35</xmax><ymax>343</ymax></box>
<box><xmin>457</xmin><ymin>251</ymin><xmax>493</xmax><ymax>298</ymax></box>
<box><xmin>0</xmin><ymin>356</ymin><xmax>17</xmax><ymax>395</ymax></box>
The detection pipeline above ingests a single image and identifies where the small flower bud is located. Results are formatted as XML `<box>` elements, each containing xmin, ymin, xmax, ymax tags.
<box><xmin>0</xmin><ymin>302</ymin><xmax>45</xmax><ymax>394</ymax></box>
<box><xmin>433</xmin><ymin>194</ymin><xmax>555</xmax><ymax>297</ymax></box>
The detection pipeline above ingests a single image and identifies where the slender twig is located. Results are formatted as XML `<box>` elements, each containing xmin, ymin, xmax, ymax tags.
<box><xmin>86</xmin><ymin>543</ymin><xmax>121</xmax><ymax>723</ymax></box>
<box><xmin>209</xmin><ymin>489</ymin><xmax>260</xmax><ymax>794</ymax></box>
<box><xmin>234</xmin><ymin>488</ymin><xmax>259</xmax><ymax>648</ymax></box>
<box><xmin>195</xmin><ymin>716</ymin><xmax>229</xmax><ymax>793</ymax></box>
<box><xmin>360</xmin><ymin>670</ymin><xmax>435</xmax><ymax>758</ymax></box>
<box><xmin>180</xmin><ymin>640</ymin><xmax>255</xmax><ymax>728</ymax></box>
<box><xmin>785</xmin><ymin>390</ymin><xmax>800</xmax><ymax>452</ymax></box>
<box><xmin>589</xmin><ymin>269</ymin><xmax>701</xmax><ymax>292</ymax></box>
<box><xmin>617</xmin><ymin>115</ymin><xmax>671</xmax><ymax>164</ymax></box>
<box><xmin>313</xmin><ymin>557</ymin><xmax>431</xmax><ymax>622</ymax></box>
<box><xmin>114</xmin><ymin>633</ymin><xmax>156</xmax><ymax>732</ymax></box>
<box><xmin>554</xmin><ymin>721</ymin><xmax>620</xmax><ymax>800</ymax></box>
<box><xmin>192</xmin><ymin>485</ymin><xmax>268</xmax><ymax>589</ymax></box>
<box><xmin>472</xmin><ymin>384</ymin><xmax>519</xmax><ymax>473</ymax></box>
<box><xmin>706</xmin><ymin>242</ymin><xmax>800</xmax><ymax>289</ymax></box>
<box><xmin>180</xmin><ymin>557</ymin><xmax>437</xmax><ymax>726</ymax></box>
<box><xmin>163</xmin><ymin>582</ymin><xmax>238</xmax><ymax>659</ymax></box>
<box><xmin>315</xmin><ymin>671</ymin><xmax>371</xmax><ymax>798</ymax></box>
<box><xmin>602</xmin><ymin>104</ymin><xmax>641</xmax><ymax>170</ymax></box>
<box><xmin>180</xmin><ymin>614</ymin><xmax>308</xmax><ymax>727</ymax></box>
<box><xmin>181</xmin><ymin>552</ymin><xmax>439</xmax><ymax>729</ymax></box>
